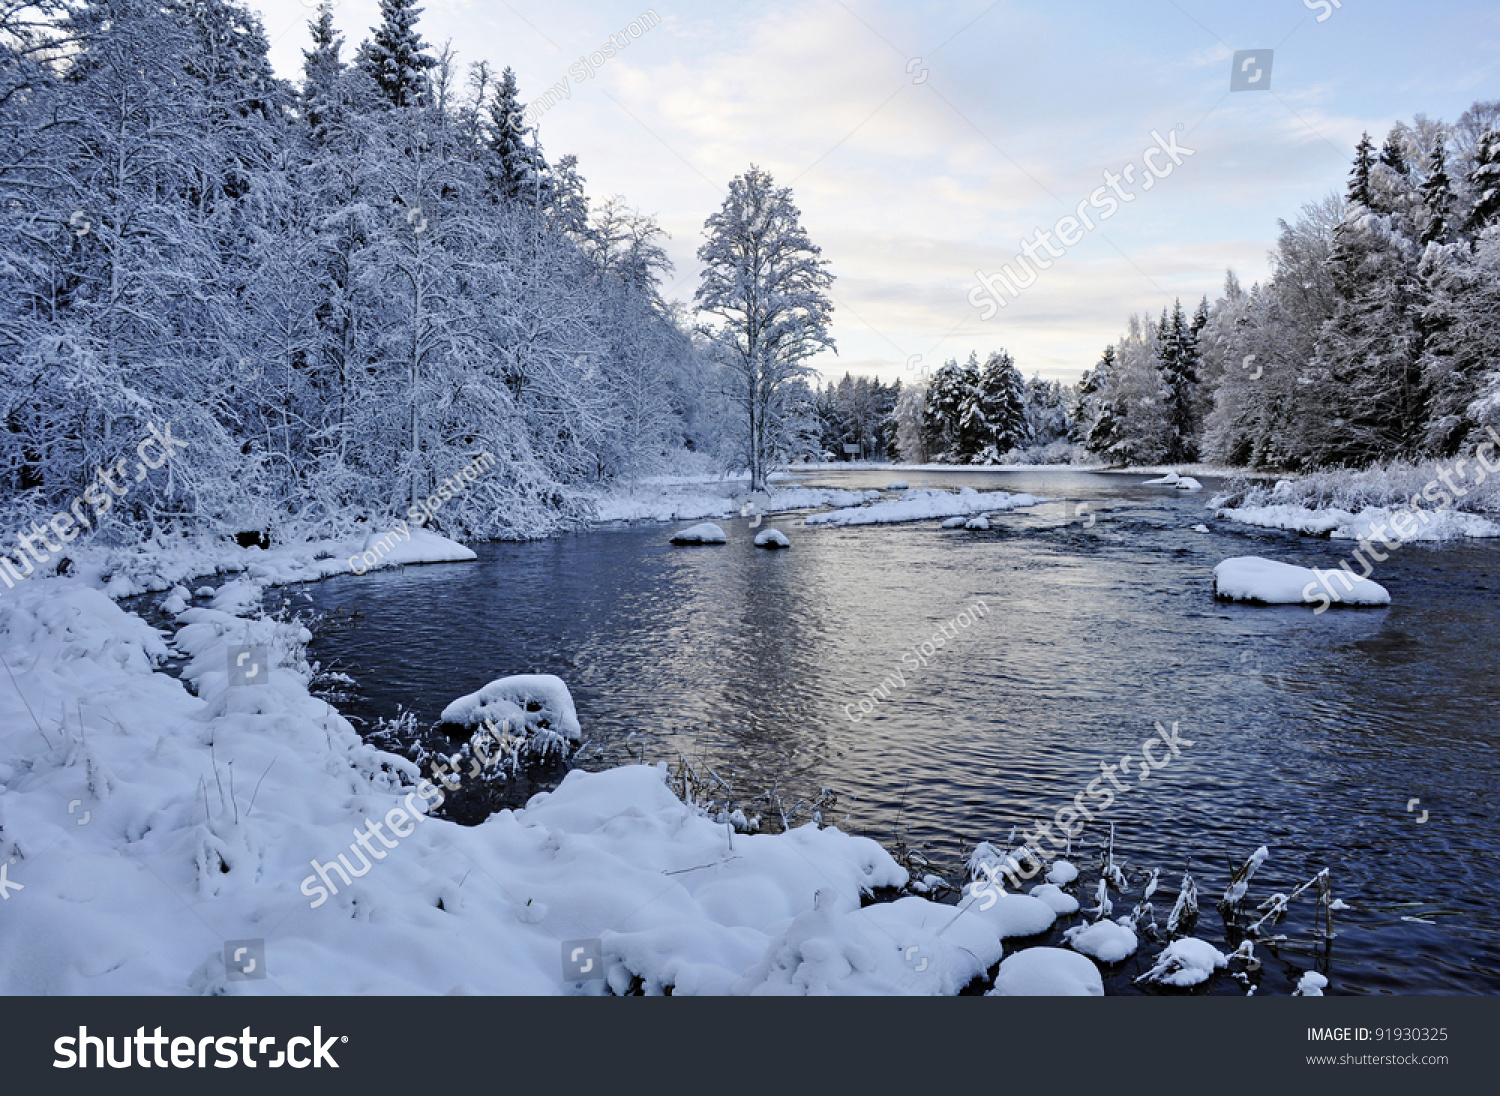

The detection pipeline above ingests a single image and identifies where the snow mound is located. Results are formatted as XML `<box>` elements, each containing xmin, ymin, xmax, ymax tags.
<box><xmin>1064</xmin><ymin>918</ymin><xmax>1139</xmax><ymax>963</ymax></box>
<box><xmin>987</xmin><ymin>947</ymin><xmax>1104</xmax><ymax>997</ymax></box>
<box><xmin>1176</xmin><ymin>477</ymin><xmax>1203</xmax><ymax>491</ymax></box>
<box><xmin>1046</xmin><ymin>860</ymin><xmax>1079</xmax><ymax>885</ymax></box>
<box><xmin>439</xmin><ymin>674</ymin><xmax>582</xmax><ymax>743</ymax></box>
<box><xmin>1143</xmin><ymin>472</ymin><xmax>1180</xmax><ymax>485</ymax></box>
<box><xmin>734</xmin><ymin>892</ymin><xmax>1002</xmax><ymax>996</ymax></box>
<box><xmin>1136</xmin><ymin>937</ymin><xmax>1227</xmax><ymax>987</ymax></box>
<box><xmin>670</xmin><ymin>523</ymin><xmax>727</xmax><ymax>545</ymax></box>
<box><xmin>1213</xmin><ymin>556</ymin><xmax>1389</xmax><ymax>607</ymax></box>
<box><xmin>805</xmin><ymin>488</ymin><xmax>1041</xmax><ymax>527</ymax></box>
<box><xmin>753</xmin><ymin>528</ymin><xmax>790</xmax><ymax>549</ymax></box>
<box><xmin>940</xmin><ymin>516</ymin><xmax>967</xmax><ymax>529</ymax></box>
<box><xmin>1295</xmin><ymin>971</ymin><xmax>1329</xmax><ymax>996</ymax></box>
<box><xmin>1192</xmin><ymin>524</ymin><xmax>1210</xmax><ymax>534</ymax></box>
<box><xmin>1029</xmin><ymin>883</ymin><xmax>1080</xmax><ymax>915</ymax></box>
<box><xmin>964</xmin><ymin>514</ymin><xmax>991</xmax><ymax>530</ymax></box>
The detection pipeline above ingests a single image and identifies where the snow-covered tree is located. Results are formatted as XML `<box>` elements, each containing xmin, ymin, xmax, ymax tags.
<box><xmin>695</xmin><ymin>165</ymin><xmax>834</xmax><ymax>489</ymax></box>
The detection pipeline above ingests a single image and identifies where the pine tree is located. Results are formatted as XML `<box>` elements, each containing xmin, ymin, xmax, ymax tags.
<box><xmin>1467</xmin><ymin>125</ymin><xmax>1500</xmax><ymax>235</ymax></box>
<box><xmin>302</xmin><ymin>3</ymin><xmax>344</xmax><ymax>143</ymax></box>
<box><xmin>361</xmin><ymin>0</ymin><xmax>435</xmax><ymax>108</ymax></box>
<box><xmin>485</xmin><ymin>67</ymin><xmax>550</xmax><ymax>207</ymax></box>
<box><xmin>1420</xmin><ymin>138</ymin><xmax>1453</xmax><ymax>246</ymax></box>
<box><xmin>975</xmin><ymin>350</ymin><xmax>1031</xmax><ymax>458</ymax></box>
<box><xmin>1348</xmin><ymin>132</ymin><xmax>1375</xmax><ymax>206</ymax></box>
<box><xmin>1158</xmin><ymin>299</ymin><xmax>1199</xmax><ymax>461</ymax></box>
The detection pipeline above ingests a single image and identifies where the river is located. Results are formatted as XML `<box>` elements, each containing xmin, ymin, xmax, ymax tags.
<box><xmin>291</xmin><ymin>468</ymin><xmax>1500</xmax><ymax>995</ymax></box>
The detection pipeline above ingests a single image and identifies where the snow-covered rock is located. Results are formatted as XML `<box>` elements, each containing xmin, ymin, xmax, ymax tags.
<box><xmin>1046</xmin><ymin>860</ymin><xmax>1079</xmax><ymax>885</ymax></box>
<box><xmin>669</xmin><ymin>522</ymin><xmax>728</xmax><ymax>545</ymax></box>
<box><xmin>1136</xmin><ymin>937</ymin><xmax>1227</xmax><ymax>987</ymax></box>
<box><xmin>1143</xmin><ymin>472</ymin><xmax>1180</xmax><ymax>485</ymax></box>
<box><xmin>1029</xmin><ymin>883</ymin><xmax>1080</xmax><ymax>915</ymax></box>
<box><xmin>964</xmin><ymin>514</ymin><xmax>991</xmax><ymax>531</ymax></box>
<box><xmin>1064</xmin><ymin>918</ymin><xmax>1139</xmax><ymax>963</ymax></box>
<box><xmin>886</xmin><ymin>481</ymin><xmax>909</xmax><ymax>491</ymax></box>
<box><xmin>1295</xmin><ymin>971</ymin><xmax>1329</xmax><ymax>996</ymax></box>
<box><xmin>753</xmin><ymin>528</ymin><xmax>790</xmax><ymax>549</ymax></box>
<box><xmin>987</xmin><ymin>947</ymin><xmax>1104</xmax><ymax>997</ymax></box>
<box><xmin>440</xmin><ymin>674</ymin><xmax>583</xmax><ymax>743</ymax></box>
<box><xmin>1213</xmin><ymin>556</ymin><xmax>1389</xmax><ymax>607</ymax></box>
<box><xmin>1175</xmin><ymin>477</ymin><xmax>1203</xmax><ymax>491</ymax></box>
<box><xmin>1192</xmin><ymin>523</ymin><xmax>1211</xmax><ymax>534</ymax></box>
<box><xmin>940</xmin><ymin>516</ymin><xmax>967</xmax><ymax>529</ymax></box>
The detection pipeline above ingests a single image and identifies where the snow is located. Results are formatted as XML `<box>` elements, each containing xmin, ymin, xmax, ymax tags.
<box><xmin>1218</xmin><ymin>503</ymin><xmax>1500</xmax><ymax>542</ymax></box>
<box><xmin>1046</xmin><ymin>859</ymin><xmax>1079</xmax><ymax>885</ymax></box>
<box><xmin>0</xmin><ymin>574</ymin><xmax>984</xmax><ymax>995</ymax></box>
<box><xmin>1029</xmin><ymin>883</ymin><xmax>1080</xmax><ymax>915</ymax></box>
<box><xmin>590</xmin><ymin>480</ymin><xmax>880</xmax><ymax>525</ymax></box>
<box><xmin>886</xmin><ymin>481</ymin><xmax>909</xmax><ymax>490</ymax></box>
<box><xmin>987</xmin><ymin>947</ymin><xmax>1104</xmax><ymax>997</ymax></box>
<box><xmin>1213</xmin><ymin>556</ymin><xmax>1390</xmax><ymax>607</ymax></box>
<box><xmin>1176</xmin><ymin>477</ymin><xmax>1203</xmax><ymax>491</ymax></box>
<box><xmin>1295</xmin><ymin>971</ymin><xmax>1329</xmax><ymax>997</ymax></box>
<box><xmin>669</xmin><ymin>523</ymin><xmax>728</xmax><ymax>545</ymax></box>
<box><xmin>1064</xmin><ymin>917</ymin><xmax>1139</xmax><ymax>963</ymax></box>
<box><xmin>940</xmin><ymin>516</ymin><xmax>967</xmax><ymax>529</ymax></box>
<box><xmin>439</xmin><ymin>674</ymin><xmax>583</xmax><ymax>743</ymax></box>
<box><xmin>1192</xmin><ymin>523</ymin><xmax>1211</xmax><ymax>534</ymax></box>
<box><xmin>753</xmin><ymin>528</ymin><xmax>790</xmax><ymax>548</ymax></box>
<box><xmin>1135</xmin><ymin>938</ymin><xmax>1227</xmax><ymax>987</ymax></box>
<box><xmin>964</xmin><ymin>514</ymin><xmax>991</xmax><ymax>530</ymax></box>
<box><xmin>804</xmin><ymin>487</ymin><xmax>1043</xmax><ymax>527</ymax></box>
<box><xmin>1143</xmin><ymin>472</ymin><xmax>1180</xmax><ymax>485</ymax></box>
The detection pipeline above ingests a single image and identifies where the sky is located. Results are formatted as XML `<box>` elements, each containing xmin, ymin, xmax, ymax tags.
<box><xmin>246</xmin><ymin>0</ymin><xmax>1500</xmax><ymax>386</ymax></box>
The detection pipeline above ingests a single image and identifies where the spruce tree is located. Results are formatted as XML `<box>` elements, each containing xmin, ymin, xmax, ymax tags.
<box><xmin>361</xmin><ymin>0</ymin><xmax>435</xmax><ymax>108</ymax></box>
<box><xmin>1467</xmin><ymin>125</ymin><xmax>1500</xmax><ymax>235</ymax></box>
<box><xmin>1348</xmin><ymin>132</ymin><xmax>1374</xmax><ymax>206</ymax></box>
<box><xmin>1420</xmin><ymin>139</ymin><xmax>1453</xmax><ymax>246</ymax></box>
<box><xmin>486</xmin><ymin>67</ymin><xmax>551</xmax><ymax>206</ymax></box>
<box><xmin>302</xmin><ymin>3</ymin><xmax>344</xmax><ymax>143</ymax></box>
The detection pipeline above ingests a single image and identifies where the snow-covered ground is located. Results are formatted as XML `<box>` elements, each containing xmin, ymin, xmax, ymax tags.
<box><xmin>804</xmin><ymin>487</ymin><xmax>1043</xmax><ymax>527</ymax></box>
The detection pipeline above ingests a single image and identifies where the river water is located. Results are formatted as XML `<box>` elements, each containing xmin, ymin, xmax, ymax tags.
<box><xmin>294</xmin><ymin>469</ymin><xmax>1500</xmax><ymax>995</ymax></box>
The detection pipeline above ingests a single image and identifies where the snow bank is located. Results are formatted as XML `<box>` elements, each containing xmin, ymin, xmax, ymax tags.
<box><xmin>1219</xmin><ymin>503</ymin><xmax>1500</xmax><ymax>542</ymax></box>
<box><xmin>670</xmin><ymin>523</ymin><xmax>728</xmax><ymax>545</ymax></box>
<box><xmin>1135</xmin><ymin>938</ymin><xmax>1227</xmax><ymax>987</ymax></box>
<box><xmin>592</xmin><ymin>484</ymin><xmax>880</xmax><ymax>525</ymax></box>
<box><xmin>804</xmin><ymin>487</ymin><xmax>1042</xmax><ymax>527</ymax></box>
<box><xmin>439</xmin><ymin>674</ymin><xmax>583</xmax><ymax>744</ymax></box>
<box><xmin>753</xmin><ymin>528</ymin><xmax>790</xmax><ymax>549</ymax></box>
<box><xmin>3</xmin><ymin>575</ymin><xmax>1037</xmax><ymax>995</ymax></box>
<box><xmin>988</xmin><ymin>947</ymin><xmax>1104</xmax><ymax>997</ymax></box>
<box><xmin>1212</xmin><ymin>556</ymin><xmax>1389</xmax><ymax>607</ymax></box>
<box><xmin>1064</xmin><ymin>918</ymin><xmax>1139</xmax><ymax>963</ymax></box>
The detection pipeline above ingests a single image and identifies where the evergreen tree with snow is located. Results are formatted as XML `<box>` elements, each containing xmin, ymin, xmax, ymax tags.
<box><xmin>361</xmin><ymin>0</ymin><xmax>435</xmax><ymax>108</ymax></box>
<box><xmin>1421</xmin><ymin>138</ymin><xmax>1454</xmax><ymax>246</ymax></box>
<box><xmin>485</xmin><ymin>67</ymin><xmax>551</xmax><ymax>207</ymax></box>
<box><xmin>1348</xmin><ymin>132</ymin><xmax>1375</xmax><ymax>207</ymax></box>
<box><xmin>1466</xmin><ymin>124</ymin><xmax>1500</xmax><ymax>235</ymax></box>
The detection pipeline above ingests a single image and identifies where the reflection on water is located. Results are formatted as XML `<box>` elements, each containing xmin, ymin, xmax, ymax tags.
<box><xmin>298</xmin><ymin>469</ymin><xmax>1500</xmax><ymax>994</ymax></box>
